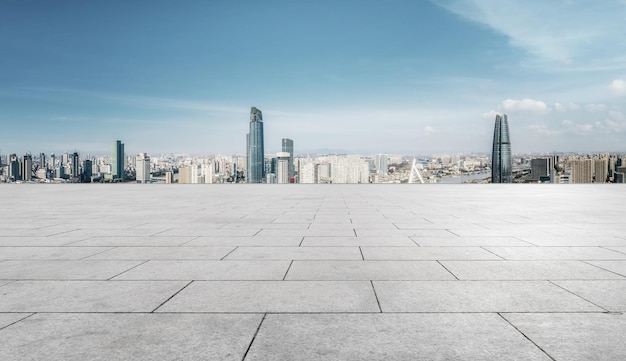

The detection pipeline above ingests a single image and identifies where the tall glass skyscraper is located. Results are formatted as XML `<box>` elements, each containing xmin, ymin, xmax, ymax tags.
<box><xmin>112</xmin><ymin>140</ymin><xmax>125</xmax><ymax>180</ymax></box>
<box><xmin>491</xmin><ymin>114</ymin><xmax>512</xmax><ymax>183</ymax></box>
<box><xmin>246</xmin><ymin>107</ymin><xmax>265</xmax><ymax>183</ymax></box>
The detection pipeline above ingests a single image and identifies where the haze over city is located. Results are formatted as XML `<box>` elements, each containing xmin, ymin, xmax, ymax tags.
<box><xmin>2</xmin><ymin>1</ymin><xmax>626</xmax><ymax>155</ymax></box>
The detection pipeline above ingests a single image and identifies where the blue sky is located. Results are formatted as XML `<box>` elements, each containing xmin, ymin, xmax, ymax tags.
<box><xmin>1</xmin><ymin>0</ymin><xmax>625</xmax><ymax>156</ymax></box>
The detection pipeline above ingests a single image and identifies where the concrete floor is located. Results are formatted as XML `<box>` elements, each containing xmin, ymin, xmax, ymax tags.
<box><xmin>1</xmin><ymin>184</ymin><xmax>625</xmax><ymax>360</ymax></box>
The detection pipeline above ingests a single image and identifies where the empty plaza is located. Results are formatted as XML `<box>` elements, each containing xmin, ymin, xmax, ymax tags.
<box><xmin>1</xmin><ymin>184</ymin><xmax>625</xmax><ymax>360</ymax></box>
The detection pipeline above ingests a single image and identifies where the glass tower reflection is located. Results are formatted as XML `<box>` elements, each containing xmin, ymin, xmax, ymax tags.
<box><xmin>492</xmin><ymin>114</ymin><xmax>512</xmax><ymax>183</ymax></box>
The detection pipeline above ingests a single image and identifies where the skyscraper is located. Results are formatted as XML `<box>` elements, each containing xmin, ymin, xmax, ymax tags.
<box><xmin>21</xmin><ymin>153</ymin><xmax>33</xmax><ymax>181</ymax></box>
<box><xmin>136</xmin><ymin>153</ymin><xmax>150</xmax><ymax>183</ymax></box>
<box><xmin>276</xmin><ymin>152</ymin><xmax>290</xmax><ymax>184</ymax></box>
<box><xmin>112</xmin><ymin>140</ymin><xmax>124</xmax><ymax>180</ymax></box>
<box><xmin>246</xmin><ymin>107</ymin><xmax>265</xmax><ymax>183</ymax></box>
<box><xmin>282</xmin><ymin>138</ymin><xmax>294</xmax><ymax>180</ymax></box>
<box><xmin>491</xmin><ymin>114</ymin><xmax>512</xmax><ymax>183</ymax></box>
<box><xmin>70</xmin><ymin>152</ymin><xmax>80</xmax><ymax>179</ymax></box>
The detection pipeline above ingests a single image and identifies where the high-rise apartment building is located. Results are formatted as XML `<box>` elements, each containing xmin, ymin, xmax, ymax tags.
<box><xmin>281</xmin><ymin>138</ymin><xmax>294</xmax><ymax>180</ymax></box>
<box><xmin>136</xmin><ymin>153</ymin><xmax>150</xmax><ymax>183</ymax></box>
<box><xmin>112</xmin><ymin>140</ymin><xmax>125</xmax><ymax>180</ymax></box>
<box><xmin>491</xmin><ymin>114</ymin><xmax>512</xmax><ymax>183</ymax></box>
<box><xmin>593</xmin><ymin>158</ymin><xmax>608</xmax><ymax>183</ymax></box>
<box><xmin>570</xmin><ymin>158</ymin><xmax>593</xmax><ymax>183</ymax></box>
<box><xmin>374</xmin><ymin>154</ymin><xmax>389</xmax><ymax>176</ymax></box>
<box><xmin>246</xmin><ymin>107</ymin><xmax>265</xmax><ymax>183</ymax></box>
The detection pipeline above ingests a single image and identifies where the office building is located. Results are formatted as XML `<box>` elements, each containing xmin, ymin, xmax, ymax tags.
<box><xmin>39</xmin><ymin>153</ymin><xmax>46</xmax><ymax>170</ymax></box>
<box><xmin>70</xmin><ymin>152</ymin><xmax>80</xmax><ymax>179</ymax></box>
<box><xmin>491</xmin><ymin>114</ymin><xmax>512</xmax><ymax>183</ymax></box>
<box><xmin>282</xmin><ymin>138</ymin><xmax>294</xmax><ymax>180</ymax></box>
<box><xmin>530</xmin><ymin>158</ymin><xmax>550</xmax><ymax>182</ymax></box>
<box><xmin>276</xmin><ymin>152</ymin><xmax>290</xmax><ymax>184</ymax></box>
<box><xmin>136</xmin><ymin>153</ymin><xmax>150</xmax><ymax>183</ymax></box>
<box><xmin>8</xmin><ymin>154</ymin><xmax>19</xmax><ymax>181</ymax></box>
<box><xmin>82</xmin><ymin>160</ymin><xmax>92</xmax><ymax>183</ymax></box>
<box><xmin>246</xmin><ymin>107</ymin><xmax>265</xmax><ymax>183</ymax></box>
<box><xmin>21</xmin><ymin>154</ymin><xmax>33</xmax><ymax>181</ymax></box>
<box><xmin>112</xmin><ymin>140</ymin><xmax>125</xmax><ymax>180</ymax></box>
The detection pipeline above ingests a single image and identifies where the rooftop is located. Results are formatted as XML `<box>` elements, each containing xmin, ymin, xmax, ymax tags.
<box><xmin>1</xmin><ymin>184</ymin><xmax>625</xmax><ymax>360</ymax></box>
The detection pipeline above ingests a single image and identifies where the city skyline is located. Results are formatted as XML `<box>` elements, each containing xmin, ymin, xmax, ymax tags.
<box><xmin>1</xmin><ymin>1</ymin><xmax>626</xmax><ymax>155</ymax></box>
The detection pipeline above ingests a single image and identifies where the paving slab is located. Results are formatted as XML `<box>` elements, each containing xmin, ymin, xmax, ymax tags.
<box><xmin>0</xmin><ymin>313</ymin><xmax>262</xmax><ymax>361</ymax></box>
<box><xmin>412</xmin><ymin>236</ymin><xmax>536</xmax><ymax>247</ymax></box>
<box><xmin>356</xmin><ymin>229</ymin><xmax>455</xmax><ymax>237</ymax></box>
<box><xmin>374</xmin><ymin>280</ymin><xmax>602</xmax><ymax>312</ymax></box>
<box><xmin>156</xmin><ymin>228</ymin><xmax>261</xmax><ymax>237</ymax></box>
<box><xmin>245</xmin><ymin>313</ymin><xmax>551</xmax><ymax>361</ymax></box>
<box><xmin>68</xmin><ymin>236</ymin><xmax>195</xmax><ymax>247</ymax></box>
<box><xmin>63</xmin><ymin>228</ymin><xmax>172</xmax><ymax>237</ymax></box>
<box><xmin>256</xmin><ymin>229</ymin><xmax>357</xmax><ymax>237</ymax></box>
<box><xmin>0</xmin><ymin>313</ymin><xmax>32</xmax><ymax>330</ymax></box>
<box><xmin>185</xmin><ymin>236</ymin><xmax>302</xmax><ymax>247</ymax></box>
<box><xmin>157</xmin><ymin>281</ymin><xmax>379</xmax><ymax>313</ymax></box>
<box><xmin>0</xmin><ymin>280</ymin><xmax>187</xmax><ymax>312</ymax></box>
<box><xmin>503</xmin><ymin>313</ymin><xmax>626</xmax><ymax>361</ymax></box>
<box><xmin>586</xmin><ymin>260</ymin><xmax>626</xmax><ymax>277</ymax></box>
<box><xmin>224</xmin><ymin>246</ymin><xmax>362</xmax><ymax>260</ymax></box>
<box><xmin>0</xmin><ymin>260</ymin><xmax>144</xmax><ymax>280</ymax></box>
<box><xmin>516</xmin><ymin>236</ymin><xmax>626</xmax><ymax>247</ymax></box>
<box><xmin>285</xmin><ymin>261</ymin><xmax>455</xmax><ymax>280</ymax></box>
<box><xmin>554</xmin><ymin>280</ymin><xmax>626</xmax><ymax>311</ymax></box>
<box><xmin>301</xmin><ymin>236</ymin><xmax>416</xmax><ymax>247</ymax></box>
<box><xmin>85</xmin><ymin>246</ymin><xmax>235</xmax><ymax>260</ymax></box>
<box><xmin>113</xmin><ymin>260</ymin><xmax>290</xmax><ymax>280</ymax></box>
<box><xmin>607</xmin><ymin>246</ymin><xmax>626</xmax><ymax>255</ymax></box>
<box><xmin>484</xmin><ymin>246</ymin><xmax>626</xmax><ymax>260</ymax></box>
<box><xmin>0</xmin><ymin>247</ymin><xmax>112</xmax><ymax>260</ymax></box>
<box><xmin>440</xmin><ymin>260</ymin><xmax>626</xmax><ymax>280</ymax></box>
<box><xmin>361</xmin><ymin>246</ymin><xmax>501</xmax><ymax>260</ymax></box>
<box><xmin>0</xmin><ymin>236</ymin><xmax>90</xmax><ymax>247</ymax></box>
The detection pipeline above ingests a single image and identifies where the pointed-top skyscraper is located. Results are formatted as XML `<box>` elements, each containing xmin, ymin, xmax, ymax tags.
<box><xmin>491</xmin><ymin>114</ymin><xmax>512</xmax><ymax>183</ymax></box>
<box><xmin>246</xmin><ymin>107</ymin><xmax>265</xmax><ymax>183</ymax></box>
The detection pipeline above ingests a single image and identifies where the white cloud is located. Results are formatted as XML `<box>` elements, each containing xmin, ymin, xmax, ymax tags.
<box><xmin>611</xmin><ymin>79</ymin><xmax>626</xmax><ymax>95</ymax></box>
<box><xmin>604</xmin><ymin>118</ymin><xmax>626</xmax><ymax>132</ymax></box>
<box><xmin>609</xmin><ymin>110</ymin><xmax>625</xmax><ymax>120</ymax></box>
<box><xmin>501</xmin><ymin>98</ymin><xmax>549</xmax><ymax>113</ymax></box>
<box><xmin>434</xmin><ymin>1</ymin><xmax>626</xmax><ymax>71</ymax></box>
<box><xmin>584</xmin><ymin>104</ymin><xmax>607</xmax><ymax>113</ymax></box>
<box><xmin>481</xmin><ymin>110</ymin><xmax>500</xmax><ymax>120</ymax></box>
<box><xmin>424</xmin><ymin>125</ymin><xmax>436</xmax><ymax>134</ymax></box>
<box><xmin>554</xmin><ymin>102</ymin><xmax>579</xmax><ymax>112</ymax></box>
<box><xmin>529</xmin><ymin>124</ymin><xmax>559</xmax><ymax>135</ymax></box>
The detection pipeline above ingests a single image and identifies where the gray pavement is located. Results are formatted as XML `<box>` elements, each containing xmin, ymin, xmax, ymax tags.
<box><xmin>1</xmin><ymin>184</ymin><xmax>625</xmax><ymax>360</ymax></box>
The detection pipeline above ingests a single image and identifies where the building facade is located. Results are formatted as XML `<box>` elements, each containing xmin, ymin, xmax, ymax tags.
<box><xmin>491</xmin><ymin>114</ymin><xmax>512</xmax><ymax>183</ymax></box>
